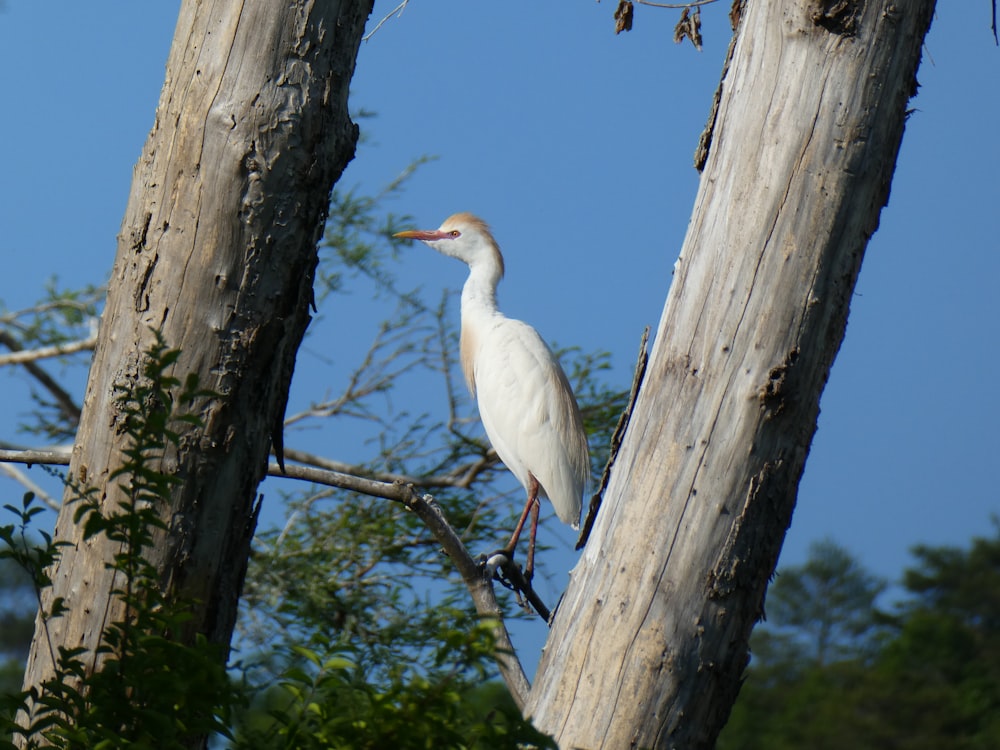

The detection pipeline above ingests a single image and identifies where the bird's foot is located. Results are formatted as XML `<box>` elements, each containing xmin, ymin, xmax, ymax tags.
<box><xmin>477</xmin><ymin>549</ymin><xmax>550</xmax><ymax>620</ymax></box>
<box><xmin>479</xmin><ymin>548</ymin><xmax>517</xmax><ymax>588</ymax></box>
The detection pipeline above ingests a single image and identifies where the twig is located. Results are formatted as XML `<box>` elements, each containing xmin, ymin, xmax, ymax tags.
<box><xmin>0</xmin><ymin>335</ymin><xmax>98</xmax><ymax>366</ymax></box>
<box><xmin>0</xmin><ymin>463</ymin><xmax>60</xmax><ymax>510</ymax></box>
<box><xmin>363</xmin><ymin>0</ymin><xmax>409</xmax><ymax>41</ymax></box>
<box><xmin>0</xmin><ymin>448</ymin><xmax>72</xmax><ymax>467</ymax></box>
<box><xmin>0</xmin><ymin>331</ymin><xmax>84</xmax><ymax>427</ymax></box>
<box><xmin>1</xmin><ymin>444</ymin><xmax>499</xmax><ymax>493</ymax></box>
<box><xmin>576</xmin><ymin>327</ymin><xmax>649</xmax><ymax>550</ymax></box>
<box><xmin>278</xmin><ymin>446</ymin><xmax>499</xmax><ymax>490</ymax></box>
<box><xmin>0</xmin><ymin>446</ymin><xmax>532</xmax><ymax>707</ymax></box>
<box><xmin>268</xmin><ymin>461</ymin><xmax>531</xmax><ymax>706</ymax></box>
<box><xmin>0</xmin><ymin>295</ymin><xmax>102</xmax><ymax>327</ymax></box>
<box><xmin>435</xmin><ymin>290</ymin><xmax>465</xmax><ymax>430</ymax></box>
<box><xmin>284</xmin><ymin>316</ymin><xmax>428</xmax><ymax>427</ymax></box>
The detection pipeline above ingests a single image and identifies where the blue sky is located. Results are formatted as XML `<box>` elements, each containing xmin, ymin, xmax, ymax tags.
<box><xmin>1</xmin><ymin>2</ymin><xmax>997</xmax><ymax>671</ymax></box>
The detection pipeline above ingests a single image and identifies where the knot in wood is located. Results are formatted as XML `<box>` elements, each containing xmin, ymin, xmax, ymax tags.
<box><xmin>758</xmin><ymin>348</ymin><xmax>800</xmax><ymax>415</ymax></box>
<box><xmin>810</xmin><ymin>0</ymin><xmax>858</xmax><ymax>35</ymax></box>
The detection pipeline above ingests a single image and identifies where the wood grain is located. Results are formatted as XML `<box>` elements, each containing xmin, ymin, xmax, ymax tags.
<box><xmin>20</xmin><ymin>0</ymin><xmax>373</xmax><ymax>718</ymax></box>
<box><xmin>526</xmin><ymin>0</ymin><xmax>935</xmax><ymax>746</ymax></box>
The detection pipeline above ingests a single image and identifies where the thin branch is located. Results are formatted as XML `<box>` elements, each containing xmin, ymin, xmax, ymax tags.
<box><xmin>363</xmin><ymin>0</ymin><xmax>409</xmax><ymax>41</ymax></box>
<box><xmin>434</xmin><ymin>290</ymin><xmax>464</xmax><ymax>432</ymax></box>
<box><xmin>0</xmin><ymin>445</ymin><xmax>532</xmax><ymax>706</ymax></box>
<box><xmin>1</xmin><ymin>444</ymin><xmax>499</xmax><ymax>493</ymax></box>
<box><xmin>266</xmin><ymin>460</ymin><xmax>532</xmax><ymax>707</ymax></box>
<box><xmin>273</xmin><ymin>486</ymin><xmax>336</xmax><ymax>548</ymax></box>
<box><xmin>0</xmin><ymin>334</ymin><xmax>98</xmax><ymax>365</ymax></box>
<box><xmin>576</xmin><ymin>327</ymin><xmax>649</xmax><ymax>550</ymax></box>
<box><xmin>0</xmin><ymin>463</ymin><xmax>60</xmax><ymax>510</ymax></box>
<box><xmin>0</xmin><ymin>331</ymin><xmax>84</xmax><ymax>427</ymax></box>
<box><xmin>284</xmin><ymin>316</ymin><xmax>428</xmax><ymax>428</ymax></box>
<box><xmin>0</xmin><ymin>448</ymin><xmax>72</xmax><ymax>467</ymax></box>
<box><xmin>278</xmin><ymin>446</ymin><xmax>499</xmax><ymax>490</ymax></box>
<box><xmin>0</xmin><ymin>293</ymin><xmax>103</xmax><ymax>327</ymax></box>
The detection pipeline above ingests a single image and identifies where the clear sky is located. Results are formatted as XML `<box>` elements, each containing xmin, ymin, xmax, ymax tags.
<box><xmin>1</xmin><ymin>1</ymin><xmax>997</xmax><ymax>671</ymax></box>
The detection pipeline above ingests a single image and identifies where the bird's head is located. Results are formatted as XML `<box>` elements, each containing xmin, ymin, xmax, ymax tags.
<box><xmin>394</xmin><ymin>212</ymin><xmax>505</xmax><ymax>277</ymax></box>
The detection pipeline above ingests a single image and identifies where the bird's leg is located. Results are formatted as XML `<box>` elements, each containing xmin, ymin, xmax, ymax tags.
<box><xmin>525</xmin><ymin>494</ymin><xmax>540</xmax><ymax>582</ymax></box>
<box><xmin>503</xmin><ymin>475</ymin><xmax>541</xmax><ymax>565</ymax></box>
<box><xmin>479</xmin><ymin>475</ymin><xmax>550</xmax><ymax>615</ymax></box>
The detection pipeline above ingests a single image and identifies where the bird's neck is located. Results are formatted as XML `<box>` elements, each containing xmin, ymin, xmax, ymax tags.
<box><xmin>458</xmin><ymin>262</ymin><xmax>502</xmax><ymax>396</ymax></box>
<box><xmin>460</xmin><ymin>262</ymin><xmax>502</xmax><ymax>321</ymax></box>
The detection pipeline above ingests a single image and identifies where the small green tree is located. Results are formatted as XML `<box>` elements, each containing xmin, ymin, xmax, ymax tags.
<box><xmin>1</xmin><ymin>336</ymin><xmax>238</xmax><ymax>749</ymax></box>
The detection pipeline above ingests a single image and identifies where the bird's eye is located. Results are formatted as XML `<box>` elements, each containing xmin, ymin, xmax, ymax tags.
<box><xmin>449</xmin><ymin>230</ymin><xmax>461</xmax><ymax>237</ymax></box>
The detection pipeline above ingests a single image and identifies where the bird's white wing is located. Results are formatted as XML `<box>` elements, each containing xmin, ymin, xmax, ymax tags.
<box><xmin>473</xmin><ymin>318</ymin><xmax>588</xmax><ymax>527</ymax></box>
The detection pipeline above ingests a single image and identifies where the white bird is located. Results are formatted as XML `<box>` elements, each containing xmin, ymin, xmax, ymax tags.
<box><xmin>395</xmin><ymin>212</ymin><xmax>589</xmax><ymax>578</ymax></box>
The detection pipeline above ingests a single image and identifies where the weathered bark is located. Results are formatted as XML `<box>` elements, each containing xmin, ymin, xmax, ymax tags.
<box><xmin>19</xmin><ymin>0</ymin><xmax>372</xmax><ymax>736</ymax></box>
<box><xmin>526</xmin><ymin>0</ymin><xmax>935</xmax><ymax>747</ymax></box>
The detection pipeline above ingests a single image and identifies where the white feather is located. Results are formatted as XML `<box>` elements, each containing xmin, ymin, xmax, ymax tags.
<box><xmin>472</xmin><ymin>317</ymin><xmax>586</xmax><ymax>527</ymax></box>
<box><xmin>395</xmin><ymin>212</ymin><xmax>590</xmax><ymax>531</ymax></box>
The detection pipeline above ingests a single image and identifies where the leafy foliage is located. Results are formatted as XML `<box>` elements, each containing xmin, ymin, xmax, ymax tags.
<box><xmin>317</xmin><ymin>153</ymin><xmax>435</xmax><ymax>304</ymax></box>
<box><xmin>0</xmin><ymin>514</ymin><xmax>51</xmax><ymax>696</ymax></box>
<box><xmin>229</xmin><ymin>165</ymin><xmax>593</xmax><ymax>748</ymax></box>
<box><xmin>1</xmin><ymin>146</ymin><xmax>620</xmax><ymax>747</ymax></box>
<box><xmin>230</xmin><ymin>630</ymin><xmax>553</xmax><ymax>749</ymax></box>
<box><xmin>1</xmin><ymin>335</ymin><xmax>237</xmax><ymax>749</ymax></box>
<box><xmin>0</xmin><ymin>280</ymin><xmax>103</xmax><ymax>442</ymax></box>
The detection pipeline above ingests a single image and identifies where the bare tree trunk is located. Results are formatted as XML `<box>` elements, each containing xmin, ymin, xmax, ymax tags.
<box><xmin>19</xmin><ymin>0</ymin><xmax>372</xmax><ymax>735</ymax></box>
<box><xmin>526</xmin><ymin>0</ymin><xmax>935</xmax><ymax>747</ymax></box>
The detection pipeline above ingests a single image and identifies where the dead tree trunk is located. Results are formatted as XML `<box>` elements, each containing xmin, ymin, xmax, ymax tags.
<box><xmin>19</xmin><ymin>0</ymin><xmax>372</xmax><ymax>732</ymax></box>
<box><xmin>526</xmin><ymin>0</ymin><xmax>935</xmax><ymax>747</ymax></box>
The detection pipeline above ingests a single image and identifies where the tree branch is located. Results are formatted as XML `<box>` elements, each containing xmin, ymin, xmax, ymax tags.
<box><xmin>576</xmin><ymin>327</ymin><xmax>649</xmax><ymax>550</ymax></box>
<box><xmin>0</xmin><ymin>331</ymin><xmax>84</xmax><ymax>427</ymax></box>
<box><xmin>0</xmin><ymin>446</ymin><xmax>532</xmax><ymax>707</ymax></box>
<box><xmin>284</xmin><ymin>315</ymin><xmax>428</xmax><ymax>428</ymax></box>
<box><xmin>266</xmin><ymin>460</ymin><xmax>532</xmax><ymax>707</ymax></box>
<box><xmin>0</xmin><ymin>335</ymin><xmax>98</xmax><ymax>366</ymax></box>
<box><xmin>0</xmin><ymin>463</ymin><xmax>60</xmax><ymax>510</ymax></box>
<box><xmin>0</xmin><ymin>448</ymin><xmax>72</xmax><ymax>467</ymax></box>
<box><xmin>278</xmin><ymin>446</ymin><xmax>499</xmax><ymax>490</ymax></box>
<box><xmin>0</xmin><ymin>445</ymin><xmax>499</xmax><ymax>492</ymax></box>
<box><xmin>363</xmin><ymin>0</ymin><xmax>410</xmax><ymax>41</ymax></box>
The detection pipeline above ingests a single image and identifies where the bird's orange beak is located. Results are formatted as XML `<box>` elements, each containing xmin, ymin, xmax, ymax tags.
<box><xmin>393</xmin><ymin>229</ymin><xmax>451</xmax><ymax>241</ymax></box>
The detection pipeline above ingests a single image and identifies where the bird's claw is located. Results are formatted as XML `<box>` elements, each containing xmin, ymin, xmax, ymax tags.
<box><xmin>479</xmin><ymin>550</ymin><xmax>513</xmax><ymax>588</ymax></box>
<box><xmin>477</xmin><ymin>550</ymin><xmax>552</xmax><ymax>621</ymax></box>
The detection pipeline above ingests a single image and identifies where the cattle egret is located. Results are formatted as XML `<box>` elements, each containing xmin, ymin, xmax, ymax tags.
<box><xmin>395</xmin><ymin>213</ymin><xmax>589</xmax><ymax>578</ymax></box>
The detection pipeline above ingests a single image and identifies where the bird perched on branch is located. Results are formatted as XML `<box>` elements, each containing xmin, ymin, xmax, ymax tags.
<box><xmin>395</xmin><ymin>213</ymin><xmax>589</xmax><ymax>579</ymax></box>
